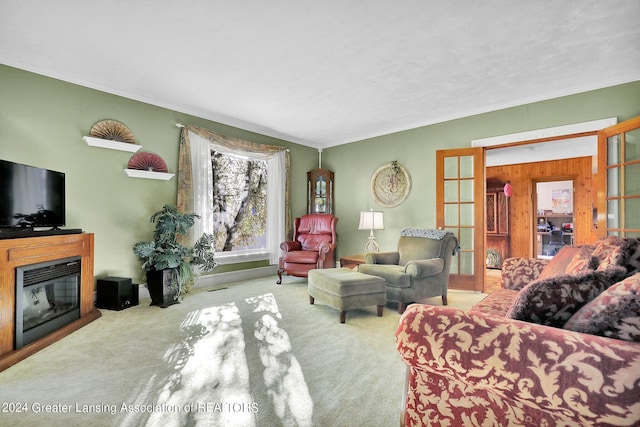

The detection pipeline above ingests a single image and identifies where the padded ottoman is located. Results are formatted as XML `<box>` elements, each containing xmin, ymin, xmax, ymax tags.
<box><xmin>308</xmin><ymin>268</ymin><xmax>387</xmax><ymax>323</ymax></box>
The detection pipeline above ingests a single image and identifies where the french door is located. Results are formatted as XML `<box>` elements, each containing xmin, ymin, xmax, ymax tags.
<box><xmin>436</xmin><ymin>148</ymin><xmax>485</xmax><ymax>292</ymax></box>
<box><xmin>597</xmin><ymin>116</ymin><xmax>640</xmax><ymax>237</ymax></box>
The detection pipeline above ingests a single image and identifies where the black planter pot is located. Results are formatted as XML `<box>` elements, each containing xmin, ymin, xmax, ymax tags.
<box><xmin>146</xmin><ymin>268</ymin><xmax>179</xmax><ymax>308</ymax></box>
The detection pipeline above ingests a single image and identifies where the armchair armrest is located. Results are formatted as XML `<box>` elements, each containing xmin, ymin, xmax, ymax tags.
<box><xmin>317</xmin><ymin>243</ymin><xmax>334</xmax><ymax>258</ymax></box>
<box><xmin>317</xmin><ymin>243</ymin><xmax>336</xmax><ymax>269</ymax></box>
<box><xmin>404</xmin><ymin>258</ymin><xmax>444</xmax><ymax>278</ymax></box>
<box><xmin>396</xmin><ymin>304</ymin><xmax>640</xmax><ymax>426</ymax></box>
<box><xmin>280</xmin><ymin>241</ymin><xmax>302</xmax><ymax>253</ymax></box>
<box><xmin>501</xmin><ymin>257</ymin><xmax>549</xmax><ymax>290</ymax></box>
<box><xmin>365</xmin><ymin>251</ymin><xmax>400</xmax><ymax>265</ymax></box>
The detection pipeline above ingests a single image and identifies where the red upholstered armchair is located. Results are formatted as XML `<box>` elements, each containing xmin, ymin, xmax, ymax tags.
<box><xmin>277</xmin><ymin>214</ymin><xmax>338</xmax><ymax>284</ymax></box>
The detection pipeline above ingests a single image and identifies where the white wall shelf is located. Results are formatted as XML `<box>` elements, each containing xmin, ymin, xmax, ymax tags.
<box><xmin>123</xmin><ymin>169</ymin><xmax>175</xmax><ymax>180</ymax></box>
<box><xmin>82</xmin><ymin>136</ymin><xmax>142</xmax><ymax>153</ymax></box>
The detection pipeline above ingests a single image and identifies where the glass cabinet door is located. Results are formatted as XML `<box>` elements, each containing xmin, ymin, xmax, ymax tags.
<box><xmin>307</xmin><ymin>169</ymin><xmax>334</xmax><ymax>214</ymax></box>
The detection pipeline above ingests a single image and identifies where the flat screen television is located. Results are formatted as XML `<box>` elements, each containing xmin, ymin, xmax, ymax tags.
<box><xmin>0</xmin><ymin>159</ymin><xmax>66</xmax><ymax>229</ymax></box>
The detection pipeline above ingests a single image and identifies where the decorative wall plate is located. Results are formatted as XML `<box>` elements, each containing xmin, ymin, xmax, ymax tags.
<box><xmin>371</xmin><ymin>161</ymin><xmax>411</xmax><ymax>207</ymax></box>
<box><xmin>127</xmin><ymin>151</ymin><xmax>168</xmax><ymax>172</ymax></box>
<box><xmin>89</xmin><ymin>120</ymin><xmax>136</xmax><ymax>144</ymax></box>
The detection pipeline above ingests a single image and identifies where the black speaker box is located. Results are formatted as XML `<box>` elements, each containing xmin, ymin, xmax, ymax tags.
<box><xmin>96</xmin><ymin>277</ymin><xmax>139</xmax><ymax>311</ymax></box>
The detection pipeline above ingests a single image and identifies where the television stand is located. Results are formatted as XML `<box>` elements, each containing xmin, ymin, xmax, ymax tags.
<box><xmin>0</xmin><ymin>228</ymin><xmax>83</xmax><ymax>240</ymax></box>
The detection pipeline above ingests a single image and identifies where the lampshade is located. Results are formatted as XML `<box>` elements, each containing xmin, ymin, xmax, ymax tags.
<box><xmin>358</xmin><ymin>211</ymin><xmax>384</xmax><ymax>230</ymax></box>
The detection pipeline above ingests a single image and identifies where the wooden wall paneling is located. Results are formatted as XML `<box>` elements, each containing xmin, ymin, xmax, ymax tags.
<box><xmin>486</xmin><ymin>157</ymin><xmax>593</xmax><ymax>258</ymax></box>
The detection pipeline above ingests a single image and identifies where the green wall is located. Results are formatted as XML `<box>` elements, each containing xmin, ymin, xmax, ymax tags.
<box><xmin>2</xmin><ymin>64</ymin><xmax>639</xmax><ymax>281</ymax></box>
<box><xmin>0</xmin><ymin>65</ymin><xmax>317</xmax><ymax>282</ymax></box>
<box><xmin>323</xmin><ymin>81</ymin><xmax>640</xmax><ymax>260</ymax></box>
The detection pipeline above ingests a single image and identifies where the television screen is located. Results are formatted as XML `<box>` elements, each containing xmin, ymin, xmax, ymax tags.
<box><xmin>0</xmin><ymin>159</ymin><xmax>65</xmax><ymax>228</ymax></box>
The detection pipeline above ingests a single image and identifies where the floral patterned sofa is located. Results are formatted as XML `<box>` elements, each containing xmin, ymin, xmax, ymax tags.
<box><xmin>395</xmin><ymin>236</ymin><xmax>640</xmax><ymax>426</ymax></box>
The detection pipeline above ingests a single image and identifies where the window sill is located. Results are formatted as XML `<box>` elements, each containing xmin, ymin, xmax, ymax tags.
<box><xmin>215</xmin><ymin>251</ymin><xmax>270</xmax><ymax>265</ymax></box>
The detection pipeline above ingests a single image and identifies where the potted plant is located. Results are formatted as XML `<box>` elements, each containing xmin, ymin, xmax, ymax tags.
<box><xmin>133</xmin><ymin>204</ymin><xmax>217</xmax><ymax>307</ymax></box>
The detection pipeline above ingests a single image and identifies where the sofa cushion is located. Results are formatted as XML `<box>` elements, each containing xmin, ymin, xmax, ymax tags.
<box><xmin>564</xmin><ymin>245</ymin><xmax>598</xmax><ymax>275</ymax></box>
<box><xmin>506</xmin><ymin>266</ymin><xmax>629</xmax><ymax>327</ymax></box>
<box><xmin>358</xmin><ymin>264</ymin><xmax>411</xmax><ymax>288</ymax></box>
<box><xmin>538</xmin><ymin>246</ymin><xmax>582</xmax><ymax>280</ymax></box>
<box><xmin>470</xmin><ymin>288</ymin><xmax>519</xmax><ymax>317</ymax></box>
<box><xmin>500</xmin><ymin>257</ymin><xmax>549</xmax><ymax>291</ymax></box>
<box><xmin>564</xmin><ymin>272</ymin><xmax>640</xmax><ymax>342</ymax></box>
<box><xmin>283</xmin><ymin>250</ymin><xmax>319</xmax><ymax>264</ymax></box>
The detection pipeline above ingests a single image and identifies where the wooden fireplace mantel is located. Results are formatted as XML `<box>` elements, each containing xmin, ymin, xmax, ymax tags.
<box><xmin>0</xmin><ymin>233</ymin><xmax>100</xmax><ymax>371</ymax></box>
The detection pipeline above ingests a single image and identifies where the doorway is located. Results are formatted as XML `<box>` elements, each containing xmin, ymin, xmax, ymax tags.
<box><xmin>534</xmin><ymin>179</ymin><xmax>575</xmax><ymax>258</ymax></box>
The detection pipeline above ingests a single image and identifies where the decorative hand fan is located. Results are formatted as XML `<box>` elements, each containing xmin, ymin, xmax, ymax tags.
<box><xmin>90</xmin><ymin>120</ymin><xmax>136</xmax><ymax>144</ymax></box>
<box><xmin>127</xmin><ymin>152</ymin><xmax>168</xmax><ymax>173</ymax></box>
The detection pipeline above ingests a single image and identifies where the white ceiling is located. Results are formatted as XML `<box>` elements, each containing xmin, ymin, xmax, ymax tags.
<box><xmin>2</xmin><ymin>1</ymin><xmax>639</xmax><ymax>149</ymax></box>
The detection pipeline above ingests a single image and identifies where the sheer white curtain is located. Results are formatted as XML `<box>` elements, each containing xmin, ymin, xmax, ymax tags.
<box><xmin>185</xmin><ymin>129</ymin><xmax>286</xmax><ymax>265</ymax></box>
<box><xmin>188</xmin><ymin>131</ymin><xmax>214</xmax><ymax>239</ymax></box>
<box><xmin>267</xmin><ymin>150</ymin><xmax>286</xmax><ymax>264</ymax></box>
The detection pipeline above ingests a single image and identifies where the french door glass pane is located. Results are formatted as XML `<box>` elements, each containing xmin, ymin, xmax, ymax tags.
<box><xmin>460</xmin><ymin>156</ymin><xmax>473</xmax><ymax>178</ymax></box>
<box><xmin>607</xmin><ymin>167</ymin><xmax>620</xmax><ymax>197</ymax></box>
<box><xmin>460</xmin><ymin>204</ymin><xmax>474</xmax><ymax>226</ymax></box>
<box><xmin>607</xmin><ymin>199</ymin><xmax>620</xmax><ymax>229</ymax></box>
<box><xmin>626</xmin><ymin>198</ymin><xmax>640</xmax><ymax>229</ymax></box>
<box><xmin>449</xmin><ymin>251</ymin><xmax>459</xmax><ymax>273</ymax></box>
<box><xmin>608</xmin><ymin>135</ymin><xmax>620</xmax><ymax>165</ymax></box>
<box><xmin>444</xmin><ymin>157</ymin><xmax>458</xmax><ymax>179</ymax></box>
<box><xmin>445</xmin><ymin>204</ymin><xmax>458</xmax><ymax>225</ymax></box>
<box><xmin>444</xmin><ymin>181</ymin><xmax>458</xmax><ymax>202</ymax></box>
<box><xmin>624</xmin><ymin>129</ymin><xmax>640</xmax><ymax>162</ymax></box>
<box><xmin>626</xmin><ymin>163</ymin><xmax>640</xmax><ymax>196</ymax></box>
<box><xmin>460</xmin><ymin>180</ymin><xmax>474</xmax><ymax>202</ymax></box>
<box><xmin>460</xmin><ymin>252</ymin><xmax>473</xmax><ymax>275</ymax></box>
<box><xmin>459</xmin><ymin>227</ymin><xmax>473</xmax><ymax>251</ymax></box>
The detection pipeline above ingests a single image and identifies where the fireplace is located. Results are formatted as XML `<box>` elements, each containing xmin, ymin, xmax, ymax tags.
<box><xmin>15</xmin><ymin>257</ymin><xmax>81</xmax><ymax>349</ymax></box>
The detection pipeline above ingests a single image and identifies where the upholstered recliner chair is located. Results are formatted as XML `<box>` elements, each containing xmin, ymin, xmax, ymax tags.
<box><xmin>358</xmin><ymin>229</ymin><xmax>458</xmax><ymax>314</ymax></box>
<box><xmin>277</xmin><ymin>214</ymin><xmax>338</xmax><ymax>284</ymax></box>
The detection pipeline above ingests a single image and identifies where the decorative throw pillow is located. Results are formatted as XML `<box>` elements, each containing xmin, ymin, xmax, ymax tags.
<box><xmin>590</xmin><ymin>236</ymin><xmax>640</xmax><ymax>271</ymax></box>
<box><xmin>506</xmin><ymin>266</ymin><xmax>629</xmax><ymax>328</ymax></box>
<box><xmin>538</xmin><ymin>246</ymin><xmax>582</xmax><ymax>280</ymax></box>
<box><xmin>565</xmin><ymin>272</ymin><xmax>640</xmax><ymax>342</ymax></box>
<box><xmin>564</xmin><ymin>245</ymin><xmax>597</xmax><ymax>275</ymax></box>
<box><xmin>597</xmin><ymin>237</ymin><xmax>640</xmax><ymax>274</ymax></box>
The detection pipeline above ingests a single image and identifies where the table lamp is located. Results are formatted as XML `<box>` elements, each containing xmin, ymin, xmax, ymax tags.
<box><xmin>358</xmin><ymin>210</ymin><xmax>384</xmax><ymax>253</ymax></box>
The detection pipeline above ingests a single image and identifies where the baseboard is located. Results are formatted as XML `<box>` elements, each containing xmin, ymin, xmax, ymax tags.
<box><xmin>95</xmin><ymin>266</ymin><xmax>279</xmax><ymax>304</ymax></box>
<box><xmin>194</xmin><ymin>265</ymin><xmax>279</xmax><ymax>288</ymax></box>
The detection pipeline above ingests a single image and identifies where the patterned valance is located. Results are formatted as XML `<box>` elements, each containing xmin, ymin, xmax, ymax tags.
<box><xmin>184</xmin><ymin>125</ymin><xmax>287</xmax><ymax>158</ymax></box>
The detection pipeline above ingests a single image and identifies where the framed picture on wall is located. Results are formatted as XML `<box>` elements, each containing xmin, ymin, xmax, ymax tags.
<box><xmin>551</xmin><ymin>189</ymin><xmax>571</xmax><ymax>210</ymax></box>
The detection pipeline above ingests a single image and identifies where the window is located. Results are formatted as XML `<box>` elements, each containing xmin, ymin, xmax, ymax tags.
<box><xmin>178</xmin><ymin>127</ymin><xmax>288</xmax><ymax>266</ymax></box>
<box><xmin>211</xmin><ymin>149</ymin><xmax>268</xmax><ymax>254</ymax></box>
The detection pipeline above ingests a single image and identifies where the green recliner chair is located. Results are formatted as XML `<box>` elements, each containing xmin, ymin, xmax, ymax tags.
<box><xmin>358</xmin><ymin>230</ymin><xmax>459</xmax><ymax>314</ymax></box>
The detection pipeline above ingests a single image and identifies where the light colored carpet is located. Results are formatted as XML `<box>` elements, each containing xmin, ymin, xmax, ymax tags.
<box><xmin>0</xmin><ymin>275</ymin><xmax>486</xmax><ymax>427</ymax></box>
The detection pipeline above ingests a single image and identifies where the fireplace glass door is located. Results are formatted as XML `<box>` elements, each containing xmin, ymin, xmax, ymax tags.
<box><xmin>15</xmin><ymin>257</ymin><xmax>81</xmax><ymax>349</ymax></box>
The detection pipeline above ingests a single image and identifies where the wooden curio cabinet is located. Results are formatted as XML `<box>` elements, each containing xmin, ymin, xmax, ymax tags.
<box><xmin>307</xmin><ymin>168</ymin><xmax>334</xmax><ymax>214</ymax></box>
<box><xmin>486</xmin><ymin>178</ymin><xmax>510</xmax><ymax>268</ymax></box>
<box><xmin>487</xmin><ymin>190</ymin><xmax>509</xmax><ymax>235</ymax></box>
